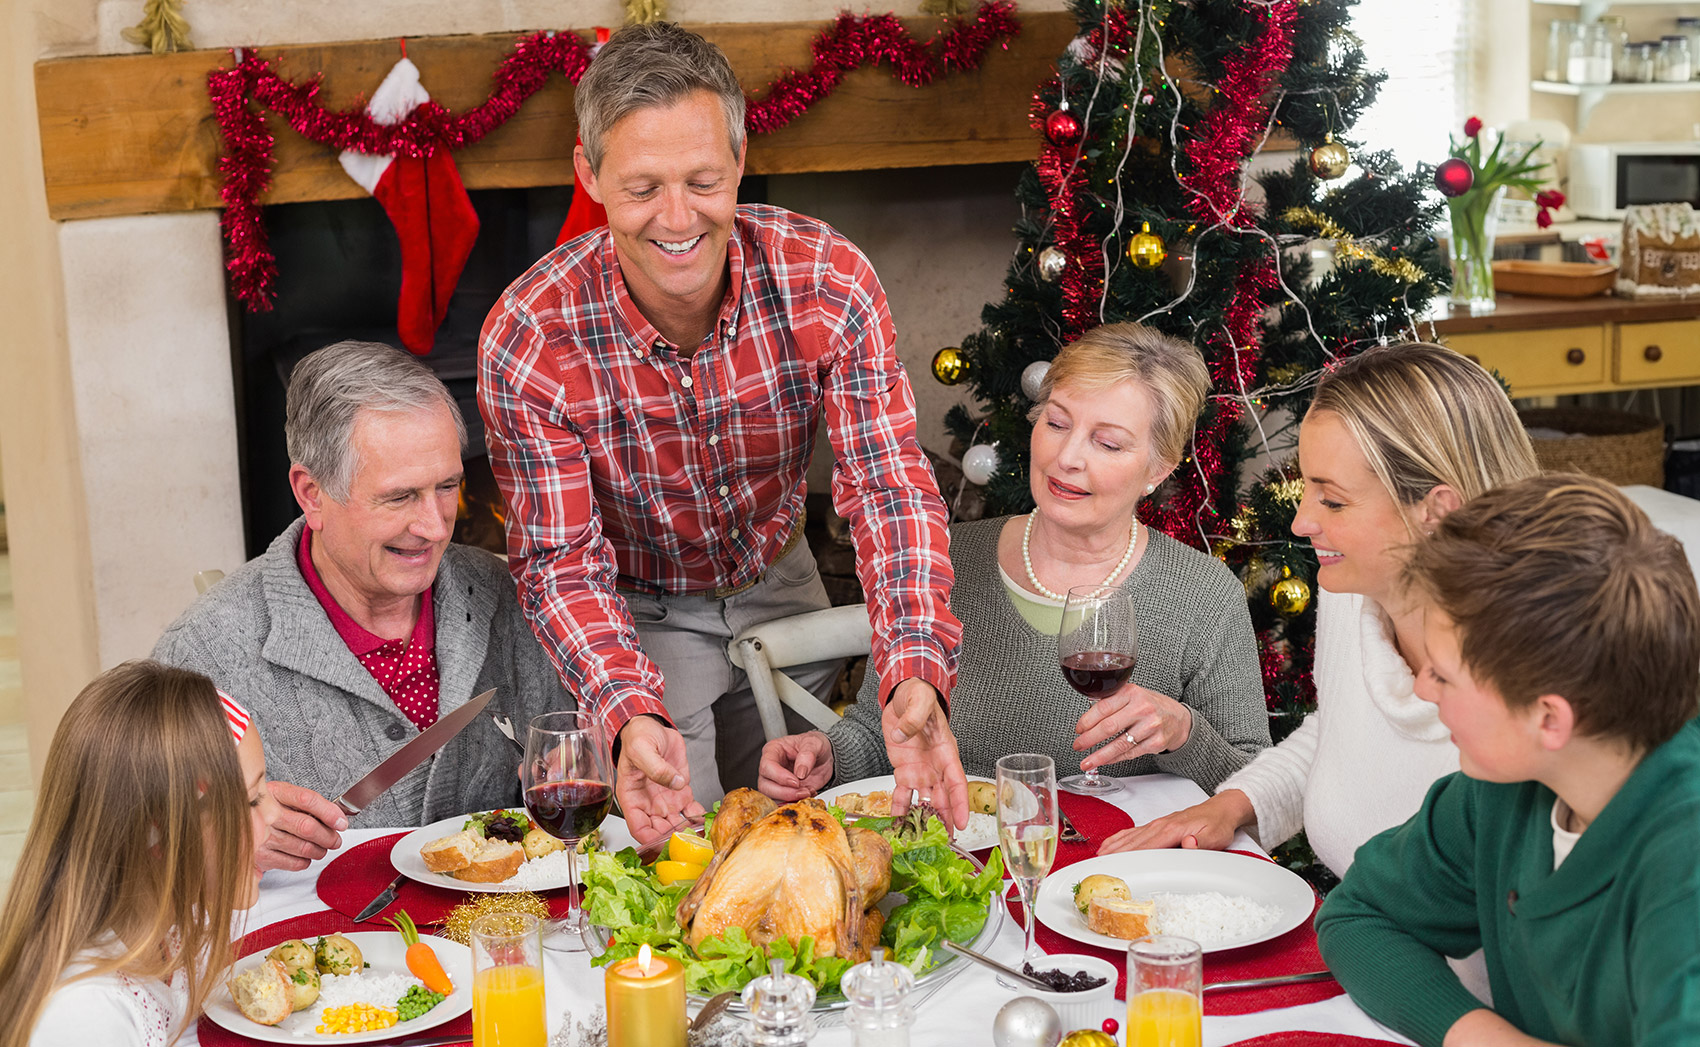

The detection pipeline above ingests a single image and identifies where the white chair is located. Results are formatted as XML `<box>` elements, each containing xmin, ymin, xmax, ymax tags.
<box><xmin>193</xmin><ymin>569</ymin><xmax>225</xmax><ymax>595</ymax></box>
<box><xmin>727</xmin><ymin>603</ymin><xmax>873</xmax><ymax>741</ymax></box>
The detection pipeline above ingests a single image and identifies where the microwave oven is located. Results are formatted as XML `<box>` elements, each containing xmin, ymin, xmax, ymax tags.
<box><xmin>1569</xmin><ymin>142</ymin><xmax>1700</xmax><ymax>220</ymax></box>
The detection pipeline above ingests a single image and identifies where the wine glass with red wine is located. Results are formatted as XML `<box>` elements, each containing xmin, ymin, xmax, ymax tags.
<box><xmin>522</xmin><ymin>710</ymin><xmax>613</xmax><ymax>951</ymax></box>
<box><xmin>1058</xmin><ymin>584</ymin><xmax>1137</xmax><ymax>796</ymax></box>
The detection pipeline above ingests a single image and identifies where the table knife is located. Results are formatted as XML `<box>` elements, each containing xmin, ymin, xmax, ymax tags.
<box><xmin>354</xmin><ymin>873</ymin><xmax>406</xmax><ymax>922</ymax></box>
<box><xmin>1058</xmin><ymin>808</ymin><xmax>1087</xmax><ymax>843</ymax></box>
<box><xmin>333</xmin><ymin>688</ymin><xmax>498</xmax><ymax>817</ymax></box>
<box><xmin>1203</xmin><ymin>969</ymin><xmax>1335</xmax><ymax>992</ymax></box>
<box><xmin>390</xmin><ymin>1036</ymin><xmax>472</xmax><ymax>1047</ymax></box>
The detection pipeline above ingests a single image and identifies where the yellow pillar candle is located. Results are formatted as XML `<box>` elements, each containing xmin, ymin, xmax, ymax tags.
<box><xmin>605</xmin><ymin>945</ymin><xmax>687</xmax><ymax>1047</ymax></box>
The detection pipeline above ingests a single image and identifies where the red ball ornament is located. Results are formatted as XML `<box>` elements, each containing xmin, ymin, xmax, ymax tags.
<box><xmin>1045</xmin><ymin>108</ymin><xmax>1082</xmax><ymax>147</ymax></box>
<box><xmin>1435</xmin><ymin>158</ymin><xmax>1475</xmax><ymax>198</ymax></box>
<box><xmin>1102</xmin><ymin>1018</ymin><xmax>1120</xmax><ymax>1036</ymax></box>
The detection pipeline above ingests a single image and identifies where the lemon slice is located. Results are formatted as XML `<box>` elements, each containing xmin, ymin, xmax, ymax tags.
<box><xmin>655</xmin><ymin>860</ymin><xmax>706</xmax><ymax>885</ymax></box>
<box><xmin>668</xmin><ymin>830</ymin><xmax>714</xmax><ymax>866</ymax></box>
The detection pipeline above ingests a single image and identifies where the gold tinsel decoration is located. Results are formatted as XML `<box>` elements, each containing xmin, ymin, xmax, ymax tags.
<box><xmin>121</xmin><ymin>0</ymin><xmax>192</xmax><ymax>54</ymax></box>
<box><xmin>1267</xmin><ymin>477</ymin><xmax>1305</xmax><ymax>507</ymax></box>
<box><xmin>441</xmin><ymin>891</ymin><xmax>552</xmax><ymax>946</ymax></box>
<box><xmin>1281</xmin><ymin>206</ymin><xmax>1425</xmax><ymax>286</ymax></box>
<box><xmin>1266</xmin><ymin>362</ymin><xmax>1310</xmax><ymax>387</ymax></box>
<box><xmin>624</xmin><ymin>0</ymin><xmax>669</xmax><ymax>24</ymax></box>
<box><xmin>1228</xmin><ymin>506</ymin><xmax>1256</xmax><ymax>544</ymax></box>
<box><xmin>920</xmin><ymin>0</ymin><xmax>973</xmax><ymax>14</ymax></box>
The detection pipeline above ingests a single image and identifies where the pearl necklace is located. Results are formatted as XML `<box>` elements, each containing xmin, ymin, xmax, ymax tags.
<box><xmin>1022</xmin><ymin>511</ymin><xmax>1139</xmax><ymax>601</ymax></box>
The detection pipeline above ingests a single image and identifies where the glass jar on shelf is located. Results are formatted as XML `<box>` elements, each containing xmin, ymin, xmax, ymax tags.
<box><xmin>1679</xmin><ymin>18</ymin><xmax>1700</xmax><ymax>80</ymax></box>
<box><xmin>1658</xmin><ymin>35</ymin><xmax>1693</xmax><ymax>83</ymax></box>
<box><xmin>1599</xmin><ymin>16</ymin><xmax>1629</xmax><ymax>80</ymax></box>
<box><xmin>1547</xmin><ymin>20</ymin><xmax>1579</xmax><ymax>82</ymax></box>
<box><xmin>1568</xmin><ymin>23</ymin><xmax>1614</xmax><ymax>85</ymax></box>
<box><xmin>1625</xmin><ymin>41</ymin><xmax>1657</xmax><ymax>84</ymax></box>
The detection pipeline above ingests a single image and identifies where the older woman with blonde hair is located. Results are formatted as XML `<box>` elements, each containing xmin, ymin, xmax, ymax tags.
<box><xmin>1107</xmin><ymin>342</ymin><xmax>1541</xmax><ymax>883</ymax></box>
<box><xmin>759</xmin><ymin>322</ymin><xmax>1270</xmax><ymax>795</ymax></box>
<box><xmin>0</xmin><ymin>661</ymin><xmax>278</xmax><ymax>1047</ymax></box>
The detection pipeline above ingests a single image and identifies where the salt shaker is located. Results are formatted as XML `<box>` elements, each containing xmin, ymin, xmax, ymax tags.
<box><xmin>742</xmin><ymin>958</ymin><xmax>818</xmax><ymax>1046</ymax></box>
<box><xmin>840</xmin><ymin>947</ymin><xmax>917</xmax><ymax>1047</ymax></box>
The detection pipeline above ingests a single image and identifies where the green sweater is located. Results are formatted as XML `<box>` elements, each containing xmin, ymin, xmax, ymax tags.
<box><xmin>1316</xmin><ymin>719</ymin><xmax>1700</xmax><ymax>1047</ymax></box>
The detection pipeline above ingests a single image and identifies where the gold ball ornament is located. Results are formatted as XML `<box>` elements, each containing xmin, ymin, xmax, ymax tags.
<box><xmin>1308</xmin><ymin>134</ymin><xmax>1351</xmax><ymax>180</ymax></box>
<box><xmin>1037</xmin><ymin>246</ymin><xmax>1069</xmax><ymax>282</ymax></box>
<box><xmin>1059</xmin><ymin>1033</ymin><xmax>1117</xmax><ymax>1047</ymax></box>
<box><xmin>1270</xmin><ymin>568</ymin><xmax>1312</xmax><ymax>617</ymax></box>
<box><xmin>931</xmin><ymin>345</ymin><xmax>972</xmax><ymax>386</ymax></box>
<box><xmin>1127</xmin><ymin>221</ymin><xmax>1167</xmax><ymax>269</ymax></box>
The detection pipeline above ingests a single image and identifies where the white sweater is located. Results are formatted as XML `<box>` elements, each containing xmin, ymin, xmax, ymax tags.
<box><xmin>1218</xmin><ymin>588</ymin><xmax>1458</xmax><ymax>876</ymax></box>
<box><xmin>31</xmin><ymin>935</ymin><xmax>193</xmax><ymax>1047</ymax></box>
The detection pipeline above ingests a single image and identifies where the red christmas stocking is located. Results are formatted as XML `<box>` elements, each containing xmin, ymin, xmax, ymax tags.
<box><xmin>339</xmin><ymin>57</ymin><xmax>480</xmax><ymax>354</ymax></box>
<box><xmin>555</xmin><ymin>166</ymin><xmax>609</xmax><ymax>249</ymax></box>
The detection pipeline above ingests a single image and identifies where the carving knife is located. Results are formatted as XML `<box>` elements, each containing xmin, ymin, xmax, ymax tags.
<box><xmin>333</xmin><ymin>688</ymin><xmax>498</xmax><ymax>817</ymax></box>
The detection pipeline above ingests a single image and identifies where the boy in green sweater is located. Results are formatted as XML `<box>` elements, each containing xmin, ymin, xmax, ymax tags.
<box><xmin>1315</xmin><ymin>474</ymin><xmax>1700</xmax><ymax>1047</ymax></box>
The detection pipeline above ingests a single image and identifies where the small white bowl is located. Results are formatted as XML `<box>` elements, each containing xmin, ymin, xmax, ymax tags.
<box><xmin>1018</xmin><ymin>953</ymin><xmax>1119</xmax><ymax>1032</ymax></box>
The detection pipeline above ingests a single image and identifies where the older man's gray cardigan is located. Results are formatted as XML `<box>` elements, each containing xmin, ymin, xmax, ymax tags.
<box><xmin>152</xmin><ymin>518</ymin><xmax>569</xmax><ymax>827</ymax></box>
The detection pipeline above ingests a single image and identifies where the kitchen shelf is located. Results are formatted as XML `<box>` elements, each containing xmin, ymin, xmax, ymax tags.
<box><xmin>1536</xmin><ymin>0</ymin><xmax>1700</xmax><ymax>25</ymax></box>
<box><xmin>1530</xmin><ymin>78</ymin><xmax>1700</xmax><ymax>127</ymax></box>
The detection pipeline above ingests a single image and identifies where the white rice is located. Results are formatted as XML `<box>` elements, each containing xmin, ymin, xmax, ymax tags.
<box><xmin>956</xmin><ymin>811</ymin><xmax>998</xmax><ymax>849</ymax></box>
<box><xmin>1150</xmin><ymin>891</ymin><xmax>1281</xmax><ymax>948</ymax></box>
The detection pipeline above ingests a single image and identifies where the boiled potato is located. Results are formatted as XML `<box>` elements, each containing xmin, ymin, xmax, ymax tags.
<box><xmin>1072</xmin><ymin>873</ymin><xmax>1132</xmax><ymax>914</ymax></box>
<box><xmin>967</xmin><ymin>781</ymin><xmax>997</xmax><ymax>815</ymax></box>
<box><xmin>266</xmin><ymin>939</ymin><xmax>315</xmax><ymax>974</ymax></box>
<box><xmin>313</xmin><ymin>933</ymin><xmax>363</xmax><ymax>976</ymax></box>
<box><xmin>284</xmin><ymin>963</ymin><xmax>320</xmax><ymax>1012</ymax></box>
<box><xmin>523</xmin><ymin>827</ymin><xmax>565</xmax><ymax>860</ymax></box>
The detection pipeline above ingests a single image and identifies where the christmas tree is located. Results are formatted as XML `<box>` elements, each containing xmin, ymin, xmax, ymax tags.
<box><xmin>938</xmin><ymin>0</ymin><xmax>1444</xmax><ymax>744</ymax></box>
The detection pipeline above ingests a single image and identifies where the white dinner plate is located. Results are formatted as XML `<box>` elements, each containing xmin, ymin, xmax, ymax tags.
<box><xmin>391</xmin><ymin>809</ymin><xmax>637</xmax><ymax>893</ymax></box>
<box><xmin>203</xmin><ymin>931</ymin><xmax>471</xmax><ymax>1044</ymax></box>
<box><xmin>818</xmin><ymin>774</ymin><xmax>999</xmax><ymax>851</ymax></box>
<box><xmin>1034</xmin><ymin>849</ymin><xmax>1315</xmax><ymax>953</ymax></box>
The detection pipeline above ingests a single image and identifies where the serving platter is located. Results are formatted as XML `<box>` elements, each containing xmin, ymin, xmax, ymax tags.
<box><xmin>1034</xmin><ymin>849</ymin><xmax>1314</xmax><ymax>953</ymax></box>
<box><xmin>818</xmin><ymin>774</ymin><xmax>999</xmax><ymax>851</ymax></box>
<box><xmin>203</xmin><ymin>931</ymin><xmax>472</xmax><ymax>1044</ymax></box>
<box><xmin>583</xmin><ymin>843</ymin><xmax>1005</xmax><ymax>1014</ymax></box>
<box><xmin>391</xmin><ymin>809</ymin><xmax>637</xmax><ymax>893</ymax></box>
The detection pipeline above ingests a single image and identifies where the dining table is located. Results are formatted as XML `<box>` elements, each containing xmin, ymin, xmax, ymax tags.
<box><xmin>228</xmin><ymin>772</ymin><xmax>1416</xmax><ymax>1047</ymax></box>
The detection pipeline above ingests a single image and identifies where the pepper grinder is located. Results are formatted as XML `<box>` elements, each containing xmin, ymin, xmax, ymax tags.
<box><xmin>742</xmin><ymin>958</ymin><xmax>818</xmax><ymax>1046</ymax></box>
<box><xmin>841</xmin><ymin>947</ymin><xmax>916</xmax><ymax>1047</ymax></box>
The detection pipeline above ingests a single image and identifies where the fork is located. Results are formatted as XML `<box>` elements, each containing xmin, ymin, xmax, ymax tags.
<box><xmin>489</xmin><ymin>712</ymin><xmax>524</xmax><ymax>755</ymax></box>
<box><xmin>1058</xmin><ymin>807</ymin><xmax>1088</xmax><ymax>844</ymax></box>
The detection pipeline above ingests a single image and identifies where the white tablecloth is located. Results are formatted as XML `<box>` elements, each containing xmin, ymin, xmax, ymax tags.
<box><xmin>246</xmin><ymin>773</ymin><xmax>1413</xmax><ymax>1046</ymax></box>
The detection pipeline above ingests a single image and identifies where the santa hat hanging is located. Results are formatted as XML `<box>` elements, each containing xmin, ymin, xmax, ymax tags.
<box><xmin>339</xmin><ymin>45</ymin><xmax>480</xmax><ymax>354</ymax></box>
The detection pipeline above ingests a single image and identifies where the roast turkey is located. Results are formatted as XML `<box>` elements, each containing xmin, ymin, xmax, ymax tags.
<box><xmin>677</xmin><ymin>789</ymin><xmax>891</xmax><ymax>961</ymax></box>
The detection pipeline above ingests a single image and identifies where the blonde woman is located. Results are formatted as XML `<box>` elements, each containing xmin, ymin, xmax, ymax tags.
<box><xmin>0</xmin><ymin>662</ymin><xmax>277</xmax><ymax>1047</ymax></box>
<box><xmin>1106</xmin><ymin>343</ymin><xmax>1541</xmax><ymax>876</ymax></box>
<box><xmin>760</xmin><ymin>323</ymin><xmax>1270</xmax><ymax>796</ymax></box>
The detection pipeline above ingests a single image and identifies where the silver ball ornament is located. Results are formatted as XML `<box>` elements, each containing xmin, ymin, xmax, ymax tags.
<box><xmin>992</xmin><ymin>997</ymin><xmax>1063</xmax><ymax>1047</ymax></box>
<box><xmin>1020</xmin><ymin>360</ymin><xmax>1051</xmax><ymax>401</ymax></box>
<box><xmin>1037</xmin><ymin>246</ymin><xmax>1068</xmax><ymax>282</ymax></box>
<box><xmin>960</xmin><ymin>442</ymin><xmax>1001</xmax><ymax>486</ymax></box>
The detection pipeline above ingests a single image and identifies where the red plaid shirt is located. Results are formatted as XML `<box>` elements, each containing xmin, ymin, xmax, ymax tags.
<box><xmin>479</xmin><ymin>204</ymin><xmax>960</xmax><ymax>739</ymax></box>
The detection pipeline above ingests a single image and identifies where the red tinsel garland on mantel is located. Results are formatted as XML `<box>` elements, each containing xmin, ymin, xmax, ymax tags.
<box><xmin>209</xmin><ymin>3</ymin><xmax>1022</xmax><ymax>310</ymax></box>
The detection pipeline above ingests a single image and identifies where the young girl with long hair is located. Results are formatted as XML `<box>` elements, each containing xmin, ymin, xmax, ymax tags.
<box><xmin>0</xmin><ymin>661</ymin><xmax>276</xmax><ymax>1047</ymax></box>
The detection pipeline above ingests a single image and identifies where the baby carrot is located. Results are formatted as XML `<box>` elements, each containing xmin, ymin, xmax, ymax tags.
<box><xmin>384</xmin><ymin>910</ymin><xmax>454</xmax><ymax>995</ymax></box>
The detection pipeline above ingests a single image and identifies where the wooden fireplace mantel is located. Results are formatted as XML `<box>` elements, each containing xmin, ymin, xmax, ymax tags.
<box><xmin>33</xmin><ymin>13</ymin><xmax>1077</xmax><ymax>222</ymax></box>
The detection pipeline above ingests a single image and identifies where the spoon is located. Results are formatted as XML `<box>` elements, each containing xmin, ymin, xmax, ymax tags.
<box><xmin>690</xmin><ymin>991</ymin><xmax>738</xmax><ymax>1033</ymax></box>
<box><xmin>939</xmin><ymin>940</ymin><xmax>1054</xmax><ymax>992</ymax></box>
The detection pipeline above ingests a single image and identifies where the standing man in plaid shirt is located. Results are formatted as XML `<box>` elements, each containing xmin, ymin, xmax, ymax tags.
<box><xmin>479</xmin><ymin>22</ymin><xmax>966</xmax><ymax>845</ymax></box>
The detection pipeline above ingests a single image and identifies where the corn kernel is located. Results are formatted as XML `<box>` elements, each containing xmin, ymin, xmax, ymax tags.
<box><xmin>315</xmin><ymin>1003</ymin><xmax>399</xmax><ymax>1034</ymax></box>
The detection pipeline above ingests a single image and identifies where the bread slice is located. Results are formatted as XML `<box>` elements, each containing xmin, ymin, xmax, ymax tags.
<box><xmin>230</xmin><ymin>958</ymin><xmax>293</xmax><ymax>1026</ymax></box>
<box><xmin>864</xmin><ymin>790</ymin><xmax>893</xmax><ymax>816</ymax></box>
<box><xmin>1088</xmin><ymin>896</ymin><xmax>1156</xmax><ymax>940</ymax></box>
<box><xmin>420</xmin><ymin>829</ymin><xmax>480</xmax><ymax>874</ymax></box>
<box><xmin>453</xmin><ymin>837</ymin><xmax>524</xmax><ymax>883</ymax></box>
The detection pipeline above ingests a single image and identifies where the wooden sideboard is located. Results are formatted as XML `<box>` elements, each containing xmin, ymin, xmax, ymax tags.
<box><xmin>1433</xmin><ymin>294</ymin><xmax>1700</xmax><ymax>398</ymax></box>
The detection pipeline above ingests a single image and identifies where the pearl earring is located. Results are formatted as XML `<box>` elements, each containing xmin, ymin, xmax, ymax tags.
<box><xmin>1144</xmin><ymin>483</ymin><xmax>1155</xmax><ymax>494</ymax></box>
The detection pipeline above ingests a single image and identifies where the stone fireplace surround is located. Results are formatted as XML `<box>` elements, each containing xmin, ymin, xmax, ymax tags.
<box><xmin>1</xmin><ymin>0</ymin><xmax>1062</xmax><ymax>772</ymax></box>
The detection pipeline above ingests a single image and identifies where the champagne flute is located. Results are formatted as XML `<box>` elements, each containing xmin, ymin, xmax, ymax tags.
<box><xmin>996</xmin><ymin>753</ymin><xmax>1058</xmax><ymax>975</ymax></box>
<box><xmin>522</xmin><ymin>710</ymin><xmax>614</xmax><ymax>952</ymax></box>
<box><xmin>1058</xmin><ymin>583</ymin><xmax>1138</xmax><ymax>796</ymax></box>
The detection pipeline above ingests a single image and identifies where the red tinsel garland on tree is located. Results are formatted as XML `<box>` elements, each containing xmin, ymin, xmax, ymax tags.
<box><xmin>210</xmin><ymin>3</ymin><xmax>1022</xmax><ymax>310</ymax></box>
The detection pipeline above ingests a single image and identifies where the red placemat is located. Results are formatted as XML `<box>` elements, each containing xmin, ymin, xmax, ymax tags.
<box><xmin>1002</xmin><ymin>793</ymin><xmax>1343</xmax><ymax>1016</ymax></box>
<box><xmin>316</xmin><ymin>832</ymin><xmax>578</xmax><ymax>926</ymax></box>
<box><xmin>198</xmin><ymin>909</ymin><xmax>472</xmax><ymax>1047</ymax></box>
<box><xmin>1228</xmin><ymin>1035</ymin><xmax>1406</xmax><ymax>1046</ymax></box>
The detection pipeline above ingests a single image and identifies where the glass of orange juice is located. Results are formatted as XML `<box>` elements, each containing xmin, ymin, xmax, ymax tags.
<box><xmin>1125</xmin><ymin>935</ymin><xmax>1202</xmax><ymax>1047</ymax></box>
<box><xmin>472</xmin><ymin>911</ymin><xmax>547</xmax><ymax>1047</ymax></box>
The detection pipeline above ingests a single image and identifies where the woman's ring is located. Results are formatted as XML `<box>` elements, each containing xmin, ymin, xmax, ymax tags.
<box><xmin>1125</xmin><ymin>732</ymin><xmax>1137</xmax><ymax>746</ymax></box>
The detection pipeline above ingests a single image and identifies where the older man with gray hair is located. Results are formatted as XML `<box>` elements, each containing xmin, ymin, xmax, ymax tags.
<box><xmin>155</xmin><ymin>341</ymin><xmax>567</xmax><ymax>871</ymax></box>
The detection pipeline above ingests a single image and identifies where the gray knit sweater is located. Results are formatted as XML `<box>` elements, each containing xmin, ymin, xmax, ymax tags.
<box><xmin>829</xmin><ymin>516</ymin><xmax>1269</xmax><ymax>790</ymax></box>
<box><xmin>152</xmin><ymin>518</ymin><xmax>570</xmax><ymax>827</ymax></box>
